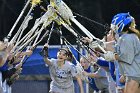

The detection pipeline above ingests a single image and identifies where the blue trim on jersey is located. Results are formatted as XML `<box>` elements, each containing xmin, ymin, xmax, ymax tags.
<box><xmin>0</xmin><ymin>61</ymin><xmax>9</xmax><ymax>71</ymax></box>
<box><xmin>97</xmin><ymin>59</ymin><xmax>116</xmax><ymax>81</ymax></box>
<box><xmin>114</xmin><ymin>61</ymin><xmax>125</xmax><ymax>87</ymax></box>
<box><xmin>97</xmin><ymin>59</ymin><xmax>109</xmax><ymax>67</ymax></box>
<box><xmin>84</xmin><ymin>66</ymin><xmax>99</xmax><ymax>91</ymax></box>
<box><xmin>109</xmin><ymin>62</ymin><xmax>116</xmax><ymax>81</ymax></box>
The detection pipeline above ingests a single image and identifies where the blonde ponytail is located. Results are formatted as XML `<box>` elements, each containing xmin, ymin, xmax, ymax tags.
<box><xmin>129</xmin><ymin>27</ymin><xmax>140</xmax><ymax>39</ymax></box>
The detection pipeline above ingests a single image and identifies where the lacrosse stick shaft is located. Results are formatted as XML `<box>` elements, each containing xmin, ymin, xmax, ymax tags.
<box><xmin>61</xmin><ymin>23</ymin><xmax>78</xmax><ymax>36</ymax></box>
<box><xmin>20</xmin><ymin>28</ymin><xmax>40</xmax><ymax>47</ymax></box>
<box><xmin>12</xmin><ymin>28</ymin><xmax>36</xmax><ymax>51</ymax></box>
<box><xmin>46</xmin><ymin>22</ymin><xmax>55</xmax><ymax>44</ymax></box>
<box><xmin>10</xmin><ymin>14</ymin><xmax>33</xmax><ymax>44</ymax></box>
<box><xmin>31</xmin><ymin>21</ymin><xmax>53</xmax><ymax>46</ymax></box>
<box><xmin>59</xmin><ymin>28</ymin><xmax>63</xmax><ymax>47</ymax></box>
<box><xmin>64</xmin><ymin>42</ymin><xmax>84</xmax><ymax>72</ymax></box>
<box><xmin>70</xmin><ymin>17</ymin><xmax>107</xmax><ymax>53</ymax></box>
<box><xmin>7</xmin><ymin>0</ymin><xmax>31</xmax><ymax>39</ymax></box>
<box><xmin>64</xmin><ymin>40</ymin><xmax>89</xmax><ymax>82</ymax></box>
<box><xmin>32</xmin><ymin>29</ymin><xmax>42</xmax><ymax>46</ymax></box>
<box><xmin>12</xmin><ymin>27</ymin><xmax>41</xmax><ymax>53</ymax></box>
<box><xmin>15</xmin><ymin>30</ymin><xmax>42</xmax><ymax>53</ymax></box>
<box><xmin>33</xmin><ymin>30</ymin><xmax>49</xmax><ymax>47</ymax></box>
<box><xmin>10</xmin><ymin>0</ymin><xmax>42</xmax><ymax>43</ymax></box>
<box><xmin>63</xmin><ymin>36</ymin><xmax>89</xmax><ymax>63</ymax></box>
<box><xmin>20</xmin><ymin>45</ymin><xmax>31</xmax><ymax>64</ymax></box>
<box><xmin>70</xmin><ymin>17</ymin><xmax>94</xmax><ymax>40</ymax></box>
<box><xmin>40</xmin><ymin>22</ymin><xmax>55</xmax><ymax>54</ymax></box>
<box><xmin>14</xmin><ymin>14</ymin><xmax>46</xmax><ymax>47</ymax></box>
<box><xmin>64</xmin><ymin>41</ymin><xmax>77</xmax><ymax>62</ymax></box>
<box><xmin>16</xmin><ymin>6</ymin><xmax>34</xmax><ymax>43</ymax></box>
<box><xmin>52</xmin><ymin>0</ymin><xmax>107</xmax><ymax>54</ymax></box>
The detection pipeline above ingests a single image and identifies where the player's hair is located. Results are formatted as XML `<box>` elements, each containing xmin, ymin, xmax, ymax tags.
<box><xmin>58</xmin><ymin>48</ymin><xmax>73</xmax><ymax>62</ymax></box>
<box><xmin>67</xmin><ymin>49</ymin><xmax>73</xmax><ymax>62</ymax></box>
<box><xmin>58</xmin><ymin>48</ymin><xmax>69</xmax><ymax>56</ymax></box>
<box><xmin>123</xmin><ymin>23</ymin><xmax>140</xmax><ymax>39</ymax></box>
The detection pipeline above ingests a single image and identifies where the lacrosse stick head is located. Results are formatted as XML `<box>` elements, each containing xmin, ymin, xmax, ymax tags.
<box><xmin>111</xmin><ymin>12</ymin><xmax>134</xmax><ymax>35</ymax></box>
<box><xmin>31</xmin><ymin>0</ymin><xmax>41</xmax><ymax>6</ymax></box>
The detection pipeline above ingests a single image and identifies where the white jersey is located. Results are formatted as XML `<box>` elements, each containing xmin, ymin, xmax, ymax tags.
<box><xmin>115</xmin><ymin>34</ymin><xmax>140</xmax><ymax>77</ymax></box>
<box><xmin>94</xmin><ymin>68</ymin><xmax>109</xmax><ymax>90</ymax></box>
<box><xmin>48</xmin><ymin>58</ymin><xmax>78</xmax><ymax>89</ymax></box>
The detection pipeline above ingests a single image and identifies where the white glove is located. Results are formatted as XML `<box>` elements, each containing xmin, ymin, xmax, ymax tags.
<box><xmin>104</xmin><ymin>51</ymin><xmax>116</xmax><ymax>61</ymax></box>
<box><xmin>89</xmin><ymin>41</ymin><xmax>99</xmax><ymax>49</ymax></box>
<box><xmin>89</xmin><ymin>40</ymin><xmax>106</xmax><ymax>49</ymax></box>
<box><xmin>97</xmin><ymin>40</ymin><xmax>106</xmax><ymax>48</ymax></box>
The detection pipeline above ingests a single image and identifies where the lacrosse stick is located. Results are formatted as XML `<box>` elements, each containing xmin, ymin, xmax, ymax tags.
<box><xmin>19</xmin><ymin>28</ymin><xmax>49</xmax><ymax>66</ymax></box>
<box><xmin>32</xmin><ymin>30</ymin><xmax>49</xmax><ymax>48</ymax></box>
<box><xmin>11</xmin><ymin>5</ymin><xmax>56</xmax><ymax>52</ymax></box>
<box><xmin>9</xmin><ymin>0</ymin><xmax>41</xmax><ymax>43</ymax></box>
<box><xmin>50</xmin><ymin>0</ymin><xmax>107</xmax><ymax>53</ymax></box>
<box><xmin>14</xmin><ymin>29</ymin><xmax>42</xmax><ymax>53</ymax></box>
<box><xmin>20</xmin><ymin>29</ymin><xmax>49</xmax><ymax>67</ymax></box>
<box><xmin>39</xmin><ymin>21</ymin><xmax>55</xmax><ymax>57</ymax></box>
<box><xmin>7</xmin><ymin>0</ymin><xmax>31</xmax><ymax>40</ymax></box>
<box><xmin>15</xmin><ymin>14</ymin><xmax>33</xmax><ymax>44</ymax></box>
<box><xmin>15</xmin><ymin>18</ymin><xmax>52</xmax><ymax>53</ymax></box>
<box><xmin>64</xmin><ymin>39</ymin><xmax>89</xmax><ymax>83</ymax></box>
<box><xmin>16</xmin><ymin>4</ymin><xmax>55</xmax><ymax>45</ymax></box>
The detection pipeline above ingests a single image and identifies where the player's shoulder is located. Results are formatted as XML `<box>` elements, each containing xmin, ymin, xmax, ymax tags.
<box><xmin>65</xmin><ymin>60</ymin><xmax>75</xmax><ymax>67</ymax></box>
<box><xmin>122</xmin><ymin>34</ymin><xmax>138</xmax><ymax>40</ymax></box>
<box><xmin>50</xmin><ymin>58</ymin><xmax>57</xmax><ymax>62</ymax></box>
<box><xmin>49</xmin><ymin>58</ymin><xmax>57</xmax><ymax>66</ymax></box>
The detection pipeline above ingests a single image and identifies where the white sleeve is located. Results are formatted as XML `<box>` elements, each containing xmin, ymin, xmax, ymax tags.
<box><xmin>118</xmin><ymin>35</ymin><xmax>135</xmax><ymax>64</ymax></box>
<box><xmin>70</xmin><ymin>64</ymin><xmax>78</xmax><ymax>77</ymax></box>
<box><xmin>45</xmin><ymin>58</ymin><xmax>57</xmax><ymax>67</ymax></box>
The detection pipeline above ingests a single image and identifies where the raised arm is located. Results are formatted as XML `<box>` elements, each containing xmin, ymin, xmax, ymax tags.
<box><xmin>43</xmin><ymin>43</ymin><xmax>52</xmax><ymax>66</ymax></box>
<box><xmin>0</xmin><ymin>41</ymin><xmax>12</xmax><ymax>67</ymax></box>
<box><xmin>83</xmin><ymin>71</ymin><xmax>101</xmax><ymax>78</ymax></box>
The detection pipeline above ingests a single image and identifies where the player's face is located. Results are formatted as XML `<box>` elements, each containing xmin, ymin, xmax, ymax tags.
<box><xmin>106</xmin><ymin>30</ymin><xmax>115</xmax><ymax>42</ymax></box>
<box><xmin>130</xmin><ymin>19</ymin><xmax>136</xmax><ymax>28</ymax></box>
<box><xmin>80</xmin><ymin>58</ymin><xmax>88</xmax><ymax>67</ymax></box>
<box><xmin>57</xmin><ymin>50</ymin><xmax>67</xmax><ymax>62</ymax></box>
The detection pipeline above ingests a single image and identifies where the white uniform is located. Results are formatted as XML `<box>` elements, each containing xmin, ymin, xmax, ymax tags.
<box><xmin>94</xmin><ymin>68</ymin><xmax>109</xmax><ymax>93</ymax></box>
<box><xmin>115</xmin><ymin>34</ymin><xmax>140</xmax><ymax>83</ymax></box>
<box><xmin>0</xmin><ymin>72</ymin><xmax>4</xmax><ymax>93</ymax></box>
<box><xmin>47</xmin><ymin>58</ymin><xmax>78</xmax><ymax>93</ymax></box>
